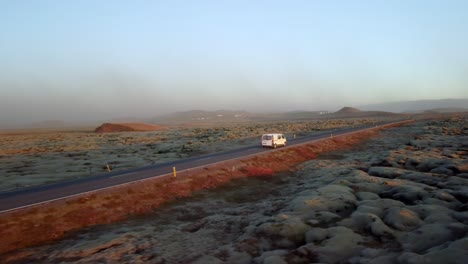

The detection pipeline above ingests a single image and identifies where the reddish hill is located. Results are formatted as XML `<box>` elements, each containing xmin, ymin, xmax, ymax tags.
<box><xmin>336</xmin><ymin>107</ymin><xmax>361</xmax><ymax>113</ymax></box>
<box><xmin>94</xmin><ymin>123</ymin><xmax>166</xmax><ymax>133</ymax></box>
<box><xmin>331</xmin><ymin>106</ymin><xmax>398</xmax><ymax>118</ymax></box>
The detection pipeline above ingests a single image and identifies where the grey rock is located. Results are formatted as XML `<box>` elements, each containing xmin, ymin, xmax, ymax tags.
<box><xmin>430</xmin><ymin>167</ymin><xmax>455</xmax><ymax>176</ymax></box>
<box><xmin>305</xmin><ymin>228</ymin><xmax>329</xmax><ymax>243</ymax></box>
<box><xmin>309</xmin><ymin>226</ymin><xmax>365</xmax><ymax>263</ymax></box>
<box><xmin>398</xmin><ymin>223</ymin><xmax>468</xmax><ymax>253</ymax></box>
<box><xmin>302</xmin><ymin>211</ymin><xmax>341</xmax><ymax>225</ymax></box>
<box><xmin>368</xmin><ymin>167</ymin><xmax>408</xmax><ymax>179</ymax></box>
<box><xmin>356</xmin><ymin>205</ymin><xmax>384</xmax><ymax>218</ymax></box>
<box><xmin>356</xmin><ymin>191</ymin><xmax>380</xmax><ymax>201</ymax></box>
<box><xmin>384</xmin><ymin>207</ymin><xmax>423</xmax><ymax>231</ymax></box>
<box><xmin>227</xmin><ymin>252</ymin><xmax>252</xmax><ymax>264</ymax></box>
<box><xmin>192</xmin><ymin>255</ymin><xmax>224</xmax><ymax>264</ymax></box>
<box><xmin>263</xmin><ymin>255</ymin><xmax>287</xmax><ymax>264</ymax></box>
<box><xmin>255</xmin><ymin>249</ymin><xmax>288</xmax><ymax>264</ymax></box>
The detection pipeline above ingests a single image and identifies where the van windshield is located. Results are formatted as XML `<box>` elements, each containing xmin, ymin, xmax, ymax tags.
<box><xmin>262</xmin><ymin>135</ymin><xmax>272</xmax><ymax>140</ymax></box>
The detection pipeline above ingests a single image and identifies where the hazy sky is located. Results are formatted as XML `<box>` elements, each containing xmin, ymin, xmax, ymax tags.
<box><xmin>1</xmin><ymin>0</ymin><xmax>467</xmax><ymax>127</ymax></box>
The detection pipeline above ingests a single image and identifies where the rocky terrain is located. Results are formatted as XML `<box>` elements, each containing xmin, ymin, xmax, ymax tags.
<box><xmin>0</xmin><ymin>118</ymin><xmax>380</xmax><ymax>192</ymax></box>
<box><xmin>1</xmin><ymin>115</ymin><xmax>466</xmax><ymax>263</ymax></box>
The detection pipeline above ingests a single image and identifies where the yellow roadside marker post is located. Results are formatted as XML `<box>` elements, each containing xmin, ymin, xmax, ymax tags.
<box><xmin>173</xmin><ymin>166</ymin><xmax>177</xmax><ymax>177</ymax></box>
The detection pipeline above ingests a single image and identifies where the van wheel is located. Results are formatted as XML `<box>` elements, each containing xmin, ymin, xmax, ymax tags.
<box><xmin>273</xmin><ymin>144</ymin><xmax>277</xmax><ymax>149</ymax></box>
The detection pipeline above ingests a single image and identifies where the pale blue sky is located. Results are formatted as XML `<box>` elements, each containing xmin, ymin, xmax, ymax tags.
<box><xmin>1</xmin><ymin>1</ymin><xmax>467</xmax><ymax>126</ymax></box>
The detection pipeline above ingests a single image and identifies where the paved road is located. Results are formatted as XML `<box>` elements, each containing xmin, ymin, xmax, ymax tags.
<box><xmin>0</xmin><ymin>121</ymin><xmax>406</xmax><ymax>213</ymax></box>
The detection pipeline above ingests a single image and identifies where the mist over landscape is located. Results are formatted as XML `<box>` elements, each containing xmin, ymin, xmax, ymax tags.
<box><xmin>1</xmin><ymin>1</ymin><xmax>468</xmax><ymax>129</ymax></box>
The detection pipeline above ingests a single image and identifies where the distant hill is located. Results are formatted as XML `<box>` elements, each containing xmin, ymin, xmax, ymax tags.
<box><xmin>94</xmin><ymin>123</ymin><xmax>166</xmax><ymax>133</ymax></box>
<box><xmin>336</xmin><ymin>107</ymin><xmax>361</xmax><ymax>114</ymax></box>
<box><xmin>359</xmin><ymin>99</ymin><xmax>468</xmax><ymax>113</ymax></box>
<box><xmin>330</xmin><ymin>107</ymin><xmax>397</xmax><ymax>118</ymax></box>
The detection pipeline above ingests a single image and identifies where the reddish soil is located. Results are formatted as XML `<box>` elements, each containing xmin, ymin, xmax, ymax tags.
<box><xmin>94</xmin><ymin>123</ymin><xmax>166</xmax><ymax>133</ymax></box>
<box><xmin>0</xmin><ymin>122</ymin><xmax>411</xmax><ymax>255</ymax></box>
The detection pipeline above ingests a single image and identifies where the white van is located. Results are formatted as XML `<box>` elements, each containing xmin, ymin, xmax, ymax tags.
<box><xmin>262</xmin><ymin>133</ymin><xmax>287</xmax><ymax>148</ymax></box>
